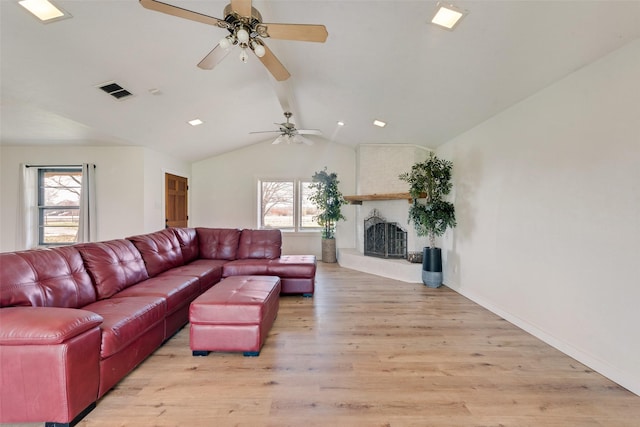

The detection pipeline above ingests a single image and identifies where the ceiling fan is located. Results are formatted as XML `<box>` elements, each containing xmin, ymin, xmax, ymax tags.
<box><xmin>139</xmin><ymin>0</ymin><xmax>328</xmax><ymax>81</ymax></box>
<box><xmin>250</xmin><ymin>111</ymin><xmax>321</xmax><ymax>145</ymax></box>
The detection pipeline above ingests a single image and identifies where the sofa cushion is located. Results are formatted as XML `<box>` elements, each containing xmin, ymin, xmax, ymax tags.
<box><xmin>128</xmin><ymin>229</ymin><xmax>184</xmax><ymax>277</ymax></box>
<box><xmin>222</xmin><ymin>259</ymin><xmax>270</xmax><ymax>277</ymax></box>
<box><xmin>77</xmin><ymin>240</ymin><xmax>149</xmax><ymax>299</ymax></box>
<box><xmin>112</xmin><ymin>275</ymin><xmax>200</xmax><ymax>314</ymax></box>
<box><xmin>159</xmin><ymin>259</ymin><xmax>225</xmax><ymax>292</ymax></box>
<box><xmin>267</xmin><ymin>255</ymin><xmax>317</xmax><ymax>278</ymax></box>
<box><xmin>172</xmin><ymin>227</ymin><xmax>199</xmax><ymax>263</ymax></box>
<box><xmin>196</xmin><ymin>228</ymin><xmax>241</xmax><ymax>260</ymax></box>
<box><xmin>81</xmin><ymin>296</ymin><xmax>165</xmax><ymax>358</ymax></box>
<box><xmin>0</xmin><ymin>247</ymin><xmax>97</xmax><ymax>309</ymax></box>
<box><xmin>236</xmin><ymin>229</ymin><xmax>282</xmax><ymax>260</ymax></box>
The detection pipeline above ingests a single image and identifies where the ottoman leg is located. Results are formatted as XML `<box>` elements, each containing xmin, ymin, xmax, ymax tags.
<box><xmin>243</xmin><ymin>351</ymin><xmax>260</xmax><ymax>357</ymax></box>
<box><xmin>192</xmin><ymin>350</ymin><xmax>209</xmax><ymax>357</ymax></box>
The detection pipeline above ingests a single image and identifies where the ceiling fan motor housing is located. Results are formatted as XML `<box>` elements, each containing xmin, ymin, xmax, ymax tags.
<box><xmin>222</xmin><ymin>4</ymin><xmax>263</xmax><ymax>36</ymax></box>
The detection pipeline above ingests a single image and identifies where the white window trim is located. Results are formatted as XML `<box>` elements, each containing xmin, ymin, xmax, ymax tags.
<box><xmin>37</xmin><ymin>166</ymin><xmax>82</xmax><ymax>246</ymax></box>
<box><xmin>258</xmin><ymin>178</ymin><xmax>321</xmax><ymax>233</ymax></box>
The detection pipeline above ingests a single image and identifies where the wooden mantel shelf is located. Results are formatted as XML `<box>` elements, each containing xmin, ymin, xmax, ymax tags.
<box><xmin>344</xmin><ymin>193</ymin><xmax>414</xmax><ymax>205</ymax></box>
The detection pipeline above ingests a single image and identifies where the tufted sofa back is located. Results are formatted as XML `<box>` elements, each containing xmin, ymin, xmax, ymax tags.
<box><xmin>128</xmin><ymin>228</ymin><xmax>184</xmax><ymax>277</ymax></box>
<box><xmin>77</xmin><ymin>239</ymin><xmax>148</xmax><ymax>299</ymax></box>
<box><xmin>196</xmin><ymin>228</ymin><xmax>241</xmax><ymax>260</ymax></box>
<box><xmin>172</xmin><ymin>227</ymin><xmax>199</xmax><ymax>263</ymax></box>
<box><xmin>237</xmin><ymin>229</ymin><xmax>282</xmax><ymax>260</ymax></box>
<box><xmin>0</xmin><ymin>246</ymin><xmax>97</xmax><ymax>308</ymax></box>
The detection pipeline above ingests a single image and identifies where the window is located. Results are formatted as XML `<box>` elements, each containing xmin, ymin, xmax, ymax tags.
<box><xmin>38</xmin><ymin>167</ymin><xmax>82</xmax><ymax>245</ymax></box>
<box><xmin>259</xmin><ymin>179</ymin><xmax>320</xmax><ymax>232</ymax></box>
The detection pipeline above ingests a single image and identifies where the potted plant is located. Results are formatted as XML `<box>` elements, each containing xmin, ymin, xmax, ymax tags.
<box><xmin>309</xmin><ymin>167</ymin><xmax>347</xmax><ymax>263</ymax></box>
<box><xmin>399</xmin><ymin>152</ymin><xmax>456</xmax><ymax>287</ymax></box>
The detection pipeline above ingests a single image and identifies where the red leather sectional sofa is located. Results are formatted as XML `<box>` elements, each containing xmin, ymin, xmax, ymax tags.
<box><xmin>0</xmin><ymin>227</ymin><xmax>316</xmax><ymax>426</ymax></box>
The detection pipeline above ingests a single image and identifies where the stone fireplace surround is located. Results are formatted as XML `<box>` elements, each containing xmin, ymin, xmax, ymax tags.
<box><xmin>337</xmin><ymin>144</ymin><xmax>431</xmax><ymax>283</ymax></box>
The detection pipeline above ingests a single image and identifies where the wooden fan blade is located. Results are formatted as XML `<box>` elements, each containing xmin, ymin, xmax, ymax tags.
<box><xmin>272</xmin><ymin>135</ymin><xmax>287</xmax><ymax>145</ymax></box>
<box><xmin>231</xmin><ymin>0</ymin><xmax>252</xmax><ymax>17</ymax></box>
<box><xmin>197</xmin><ymin>45</ymin><xmax>232</xmax><ymax>70</ymax></box>
<box><xmin>139</xmin><ymin>0</ymin><xmax>225</xmax><ymax>27</ymax></box>
<box><xmin>297</xmin><ymin>129</ymin><xmax>322</xmax><ymax>135</ymax></box>
<box><xmin>300</xmin><ymin>136</ymin><xmax>314</xmax><ymax>146</ymax></box>
<box><xmin>258</xmin><ymin>44</ymin><xmax>291</xmax><ymax>81</ymax></box>
<box><xmin>261</xmin><ymin>23</ymin><xmax>328</xmax><ymax>43</ymax></box>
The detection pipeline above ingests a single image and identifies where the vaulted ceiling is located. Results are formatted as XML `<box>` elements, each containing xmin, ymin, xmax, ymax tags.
<box><xmin>2</xmin><ymin>1</ymin><xmax>639</xmax><ymax>161</ymax></box>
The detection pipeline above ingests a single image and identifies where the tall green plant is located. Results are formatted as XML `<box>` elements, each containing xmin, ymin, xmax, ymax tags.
<box><xmin>399</xmin><ymin>152</ymin><xmax>456</xmax><ymax>247</ymax></box>
<box><xmin>309</xmin><ymin>168</ymin><xmax>347</xmax><ymax>239</ymax></box>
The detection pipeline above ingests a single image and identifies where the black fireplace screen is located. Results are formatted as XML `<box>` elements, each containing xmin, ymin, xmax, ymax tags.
<box><xmin>364</xmin><ymin>210</ymin><xmax>407</xmax><ymax>259</ymax></box>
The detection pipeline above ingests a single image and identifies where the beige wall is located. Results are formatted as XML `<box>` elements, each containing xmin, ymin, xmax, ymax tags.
<box><xmin>437</xmin><ymin>39</ymin><xmax>640</xmax><ymax>395</ymax></box>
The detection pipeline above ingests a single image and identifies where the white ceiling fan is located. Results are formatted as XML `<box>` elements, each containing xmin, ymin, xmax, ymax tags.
<box><xmin>250</xmin><ymin>112</ymin><xmax>321</xmax><ymax>145</ymax></box>
<box><xmin>139</xmin><ymin>0</ymin><xmax>328</xmax><ymax>81</ymax></box>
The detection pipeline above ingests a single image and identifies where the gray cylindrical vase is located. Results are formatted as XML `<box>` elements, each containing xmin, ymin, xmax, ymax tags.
<box><xmin>422</xmin><ymin>247</ymin><xmax>443</xmax><ymax>288</ymax></box>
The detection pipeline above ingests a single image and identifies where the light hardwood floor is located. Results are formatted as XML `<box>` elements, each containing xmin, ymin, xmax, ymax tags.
<box><xmin>10</xmin><ymin>263</ymin><xmax>640</xmax><ymax>426</ymax></box>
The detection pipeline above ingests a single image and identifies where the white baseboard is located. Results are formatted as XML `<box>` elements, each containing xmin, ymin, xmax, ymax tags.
<box><xmin>449</xmin><ymin>282</ymin><xmax>640</xmax><ymax>397</ymax></box>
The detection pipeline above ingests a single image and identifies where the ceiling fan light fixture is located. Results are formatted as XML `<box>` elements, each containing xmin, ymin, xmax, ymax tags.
<box><xmin>251</xmin><ymin>40</ymin><xmax>266</xmax><ymax>58</ymax></box>
<box><xmin>236</xmin><ymin>27</ymin><xmax>250</xmax><ymax>43</ymax></box>
<box><xmin>431</xmin><ymin>2</ymin><xmax>467</xmax><ymax>30</ymax></box>
<box><xmin>219</xmin><ymin>36</ymin><xmax>233</xmax><ymax>50</ymax></box>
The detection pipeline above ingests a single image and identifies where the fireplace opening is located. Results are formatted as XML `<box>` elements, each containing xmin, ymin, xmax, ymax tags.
<box><xmin>364</xmin><ymin>209</ymin><xmax>407</xmax><ymax>259</ymax></box>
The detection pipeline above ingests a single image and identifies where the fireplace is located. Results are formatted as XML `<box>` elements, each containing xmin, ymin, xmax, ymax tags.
<box><xmin>364</xmin><ymin>209</ymin><xmax>407</xmax><ymax>259</ymax></box>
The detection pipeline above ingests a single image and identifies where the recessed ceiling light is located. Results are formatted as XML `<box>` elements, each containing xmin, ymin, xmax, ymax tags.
<box><xmin>337</xmin><ymin>121</ymin><xmax>345</xmax><ymax>126</ymax></box>
<box><xmin>188</xmin><ymin>119</ymin><xmax>203</xmax><ymax>126</ymax></box>
<box><xmin>18</xmin><ymin>0</ymin><xmax>72</xmax><ymax>23</ymax></box>
<box><xmin>373</xmin><ymin>119</ymin><xmax>387</xmax><ymax>128</ymax></box>
<box><xmin>431</xmin><ymin>2</ymin><xmax>467</xmax><ymax>30</ymax></box>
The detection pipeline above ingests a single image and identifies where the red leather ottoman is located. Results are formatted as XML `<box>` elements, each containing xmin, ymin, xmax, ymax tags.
<box><xmin>189</xmin><ymin>276</ymin><xmax>280</xmax><ymax>357</ymax></box>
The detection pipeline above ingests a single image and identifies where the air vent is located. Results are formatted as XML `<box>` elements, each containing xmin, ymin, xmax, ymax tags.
<box><xmin>97</xmin><ymin>81</ymin><xmax>133</xmax><ymax>100</ymax></box>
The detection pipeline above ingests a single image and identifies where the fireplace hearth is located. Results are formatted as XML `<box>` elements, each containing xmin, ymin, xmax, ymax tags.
<box><xmin>364</xmin><ymin>209</ymin><xmax>407</xmax><ymax>259</ymax></box>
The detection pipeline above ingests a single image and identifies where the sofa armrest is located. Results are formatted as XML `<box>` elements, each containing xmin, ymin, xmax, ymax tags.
<box><xmin>0</xmin><ymin>306</ymin><xmax>103</xmax><ymax>345</ymax></box>
<box><xmin>0</xmin><ymin>307</ymin><xmax>103</xmax><ymax>425</ymax></box>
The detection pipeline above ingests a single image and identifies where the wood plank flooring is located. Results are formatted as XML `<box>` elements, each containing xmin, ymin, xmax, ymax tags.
<box><xmin>10</xmin><ymin>263</ymin><xmax>640</xmax><ymax>426</ymax></box>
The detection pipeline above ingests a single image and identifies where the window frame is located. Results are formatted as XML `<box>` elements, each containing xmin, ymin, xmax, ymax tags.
<box><xmin>258</xmin><ymin>178</ymin><xmax>321</xmax><ymax>233</ymax></box>
<box><xmin>37</xmin><ymin>166</ymin><xmax>82</xmax><ymax>246</ymax></box>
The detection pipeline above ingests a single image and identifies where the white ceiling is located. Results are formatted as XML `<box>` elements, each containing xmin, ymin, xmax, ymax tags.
<box><xmin>2</xmin><ymin>0</ymin><xmax>639</xmax><ymax>161</ymax></box>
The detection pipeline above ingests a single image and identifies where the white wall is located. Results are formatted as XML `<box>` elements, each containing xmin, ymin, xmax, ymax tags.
<box><xmin>437</xmin><ymin>39</ymin><xmax>640</xmax><ymax>395</ymax></box>
<box><xmin>0</xmin><ymin>145</ymin><xmax>190</xmax><ymax>251</ymax></box>
<box><xmin>190</xmin><ymin>139</ymin><xmax>356</xmax><ymax>257</ymax></box>
<box><xmin>355</xmin><ymin>144</ymin><xmax>431</xmax><ymax>253</ymax></box>
<box><xmin>143</xmin><ymin>148</ymin><xmax>192</xmax><ymax>232</ymax></box>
